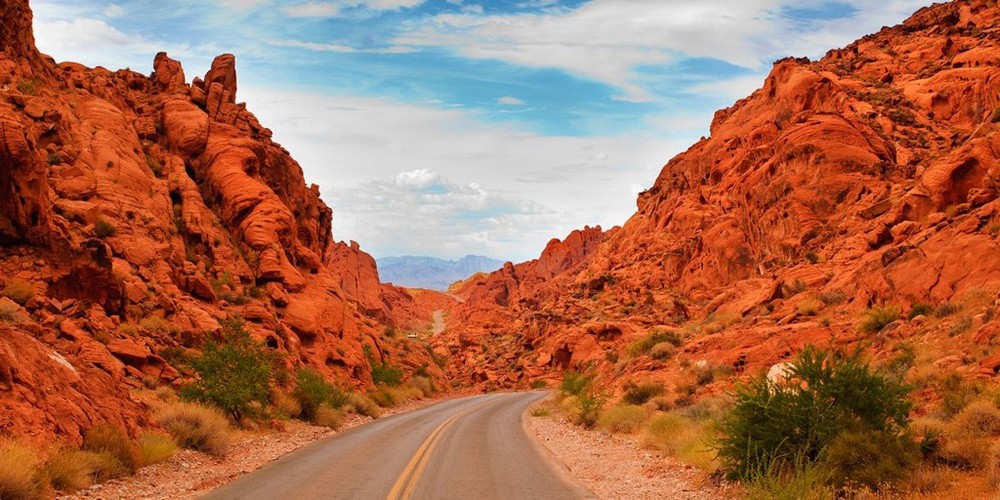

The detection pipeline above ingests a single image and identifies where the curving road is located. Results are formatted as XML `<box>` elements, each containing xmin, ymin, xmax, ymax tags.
<box><xmin>203</xmin><ymin>392</ymin><xmax>594</xmax><ymax>500</ymax></box>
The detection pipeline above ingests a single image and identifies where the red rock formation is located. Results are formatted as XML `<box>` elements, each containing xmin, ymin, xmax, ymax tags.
<box><xmin>0</xmin><ymin>0</ymin><xmax>442</xmax><ymax>443</ymax></box>
<box><xmin>439</xmin><ymin>0</ymin><xmax>1000</xmax><ymax>391</ymax></box>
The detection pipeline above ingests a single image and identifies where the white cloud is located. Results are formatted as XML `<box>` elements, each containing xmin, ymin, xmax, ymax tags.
<box><xmin>267</xmin><ymin>39</ymin><xmax>415</xmax><ymax>54</ymax></box>
<box><xmin>497</xmin><ymin>95</ymin><xmax>525</xmax><ymax>106</ymax></box>
<box><xmin>279</xmin><ymin>0</ymin><xmax>426</xmax><ymax>18</ymax></box>
<box><xmin>393</xmin><ymin>0</ymin><xmax>932</xmax><ymax>102</ymax></box>
<box><xmin>282</xmin><ymin>2</ymin><xmax>342</xmax><ymax>17</ymax></box>
<box><xmin>239</xmin><ymin>88</ymin><xmax>700</xmax><ymax>260</ymax></box>
<box><xmin>217</xmin><ymin>0</ymin><xmax>270</xmax><ymax>10</ymax></box>
<box><xmin>103</xmin><ymin>4</ymin><xmax>126</xmax><ymax>17</ymax></box>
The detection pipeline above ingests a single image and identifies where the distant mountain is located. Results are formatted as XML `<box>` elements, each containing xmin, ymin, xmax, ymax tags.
<box><xmin>377</xmin><ymin>255</ymin><xmax>505</xmax><ymax>290</ymax></box>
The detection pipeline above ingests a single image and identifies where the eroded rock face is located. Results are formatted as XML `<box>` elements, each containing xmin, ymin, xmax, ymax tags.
<box><xmin>0</xmin><ymin>0</ymin><xmax>444</xmax><ymax>443</ymax></box>
<box><xmin>437</xmin><ymin>0</ymin><xmax>1000</xmax><ymax>390</ymax></box>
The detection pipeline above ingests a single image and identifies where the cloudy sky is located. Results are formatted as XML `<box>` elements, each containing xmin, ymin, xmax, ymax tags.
<box><xmin>31</xmin><ymin>0</ymin><xmax>931</xmax><ymax>262</ymax></box>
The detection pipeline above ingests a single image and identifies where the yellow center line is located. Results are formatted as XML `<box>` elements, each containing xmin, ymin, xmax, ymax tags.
<box><xmin>385</xmin><ymin>397</ymin><xmax>498</xmax><ymax>500</ymax></box>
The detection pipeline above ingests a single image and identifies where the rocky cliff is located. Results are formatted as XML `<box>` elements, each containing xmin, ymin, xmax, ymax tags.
<box><xmin>436</xmin><ymin>0</ymin><xmax>1000</xmax><ymax>391</ymax></box>
<box><xmin>0</xmin><ymin>0</ymin><xmax>441</xmax><ymax>443</ymax></box>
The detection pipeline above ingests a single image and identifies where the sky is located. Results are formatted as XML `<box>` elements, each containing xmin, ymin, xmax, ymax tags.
<box><xmin>30</xmin><ymin>0</ymin><xmax>932</xmax><ymax>262</ymax></box>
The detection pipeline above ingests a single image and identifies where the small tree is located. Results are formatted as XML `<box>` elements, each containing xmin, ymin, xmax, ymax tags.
<box><xmin>182</xmin><ymin>318</ymin><xmax>275</xmax><ymax>420</ymax></box>
<box><xmin>718</xmin><ymin>346</ymin><xmax>913</xmax><ymax>480</ymax></box>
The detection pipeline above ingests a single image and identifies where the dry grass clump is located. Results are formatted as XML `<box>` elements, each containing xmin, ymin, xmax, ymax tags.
<box><xmin>272</xmin><ymin>392</ymin><xmax>302</xmax><ymax>419</ymax></box>
<box><xmin>0</xmin><ymin>439</ymin><xmax>43</xmax><ymax>500</ymax></box>
<box><xmin>796</xmin><ymin>298</ymin><xmax>823</xmax><ymax>316</ymax></box>
<box><xmin>950</xmin><ymin>400</ymin><xmax>1000</xmax><ymax>436</ymax></box>
<box><xmin>370</xmin><ymin>384</ymin><xmax>423</xmax><ymax>408</ymax></box>
<box><xmin>82</xmin><ymin>424</ymin><xmax>140</xmax><ymax>480</ymax></box>
<box><xmin>597</xmin><ymin>404</ymin><xmax>649</xmax><ymax>434</ymax></box>
<box><xmin>409</xmin><ymin>375</ymin><xmax>434</xmax><ymax>397</ymax></box>
<box><xmin>313</xmin><ymin>404</ymin><xmax>344</xmax><ymax>429</ymax></box>
<box><xmin>138</xmin><ymin>432</ymin><xmax>177</xmax><ymax>466</ymax></box>
<box><xmin>1</xmin><ymin>278</ymin><xmax>35</xmax><ymax>306</ymax></box>
<box><xmin>0</xmin><ymin>301</ymin><xmax>20</xmax><ymax>323</ymax></box>
<box><xmin>641</xmin><ymin>412</ymin><xmax>716</xmax><ymax>471</ymax></box>
<box><xmin>156</xmin><ymin>401</ymin><xmax>231</xmax><ymax>457</ymax></box>
<box><xmin>44</xmin><ymin>448</ymin><xmax>98</xmax><ymax>493</ymax></box>
<box><xmin>859</xmin><ymin>306</ymin><xmax>900</xmax><ymax>333</ymax></box>
<box><xmin>346</xmin><ymin>392</ymin><xmax>381</xmax><ymax>418</ymax></box>
<box><xmin>139</xmin><ymin>315</ymin><xmax>178</xmax><ymax>334</ymax></box>
<box><xmin>648</xmin><ymin>342</ymin><xmax>676</xmax><ymax>360</ymax></box>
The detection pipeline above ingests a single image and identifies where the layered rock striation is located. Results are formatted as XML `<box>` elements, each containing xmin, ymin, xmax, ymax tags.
<box><xmin>436</xmin><ymin>0</ymin><xmax>1000</xmax><ymax>389</ymax></box>
<box><xmin>0</xmin><ymin>0</ymin><xmax>441</xmax><ymax>442</ymax></box>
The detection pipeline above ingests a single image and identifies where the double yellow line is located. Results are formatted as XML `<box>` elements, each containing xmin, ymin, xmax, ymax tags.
<box><xmin>385</xmin><ymin>398</ymin><xmax>495</xmax><ymax>500</ymax></box>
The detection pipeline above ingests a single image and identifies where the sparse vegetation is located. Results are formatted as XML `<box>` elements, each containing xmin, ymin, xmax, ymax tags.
<box><xmin>364</xmin><ymin>345</ymin><xmax>404</xmax><ymax>387</ymax></box>
<box><xmin>796</xmin><ymin>298</ymin><xmax>823</xmax><ymax>316</ymax></box>
<box><xmin>16</xmin><ymin>78</ymin><xmax>40</xmax><ymax>95</ymax></box>
<box><xmin>312</xmin><ymin>404</ymin><xmax>344</xmax><ymax>429</ymax></box>
<box><xmin>559</xmin><ymin>371</ymin><xmax>593</xmax><ymax>397</ymax></box>
<box><xmin>641</xmin><ymin>411</ymin><xmax>717</xmax><ymax>471</ymax></box>
<box><xmin>94</xmin><ymin>218</ymin><xmax>117</xmax><ymax>238</ymax></box>
<box><xmin>181</xmin><ymin>317</ymin><xmax>275</xmax><ymax>420</ymax></box>
<box><xmin>156</xmin><ymin>401</ymin><xmax>231</xmax><ymax>457</ymax></box>
<box><xmin>718</xmin><ymin>346</ymin><xmax>913</xmax><ymax>488</ymax></box>
<box><xmin>597</xmin><ymin>404</ymin><xmax>648</xmax><ymax>434</ymax></box>
<box><xmin>621</xmin><ymin>381</ymin><xmax>664</xmax><ymax>405</ymax></box>
<box><xmin>44</xmin><ymin>448</ymin><xmax>97</xmax><ymax>493</ymax></box>
<box><xmin>859</xmin><ymin>306</ymin><xmax>900</xmax><ymax>333</ymax></box>
<box><xmin>934</xmin><ymin>302</ymin><xmax>961</xmax><ymax>317</ymax></box>
<box><xmin>293</xmin><ymin>367</ymin><xmax>347</xmax><ymax>421</ymax></box>
<box><xmin>138</xmin><ymin>432</ymin><xmax>176</xmax><ymax>466</ymax></box>
<box><xmin>627</xmin><ymin>329</ymin><xmax>683</xmax><ymax>357</ymax></box>
<box><xmin>2</xmin><ymin>279</ymin><xmax>35</xmax><ymax>306</ymax></box>
<box><xmin>0</xmin><ymin>301</ymin><xmax>19</xmax><ymax>323</ymax></box>
<box><xmin>0</xmin><ymin>439</ymin><xmax>42</xmax><ymax>500</ymax></box>
<box><xmin>82</xmin><ymin>424</ymin><xmax>141</xmax><ymax>479</ymax></box>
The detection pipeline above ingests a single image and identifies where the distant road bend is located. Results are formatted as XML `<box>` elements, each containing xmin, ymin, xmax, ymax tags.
<box><xmin>205</xmin><ymin>392</ymin><xmax>594</xmax><ymax>499</ymax></box>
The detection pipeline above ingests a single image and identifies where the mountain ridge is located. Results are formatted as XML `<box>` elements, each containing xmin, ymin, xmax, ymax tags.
<box><xmin>377</xmin><ymin>255</ymin><xmax>504</xmax><ymax>290</ymax></box>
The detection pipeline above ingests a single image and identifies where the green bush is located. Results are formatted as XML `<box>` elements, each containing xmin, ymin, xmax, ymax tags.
<box><xmin>559</xmin><ymin>371</ymin><xmax>593</xmax><ymax>397</ymax></box>
<box><xmin>627</xmin><ymin>330</ymin><xmax>683</xmax><ymax>357</ymax></box>
<box><xmin>364</xmin><ymin>344</ymin><xmax>403</xmax><ymax>386</ymax></box>
<box><xmin>293</xmin><ymin>367</ymin><xmax>347</xmax><ymax>420</ymax></box>
<box><xmin>94</xmin><ymin>218</ymin><xmax>117</xmax><ymax>238</ymax></box>
<box><xmin>819</xmin><ymin>428</ymin><xmax>919</xmax><ymax>489</ymax></box>
<box><xmin>574</xmin><ymin>390</ymin><xmax>608</xmax><ymax>428</ymax></box>
<box><xmin>859</xmin><ymin>306</ymin><xmax>900</xmax><ymax>333</ymax></box>
<box><xmin>181</xmin><ymin>317</ymin><xmax>275</xmax><ymax>420</ymax></box>
<box><xmin>907</xmin><ymin>303</ymin><xmax>933</xmax><ymax>320</ymax></box>
<box><xmin>718</xmin><ymin>346</ymin><xmax>912</xmax><ymax>481</ymax></box>
<box><xmin>622</xmin><ymin>381</ymin><xmax>664</xmax><ymax>405</ymax></box>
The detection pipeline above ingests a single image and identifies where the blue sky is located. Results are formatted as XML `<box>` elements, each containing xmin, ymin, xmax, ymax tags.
<box><xmin>31</xmin><ymin>0</ymin><xmax>931</xmax><ymax>261</ymax></box>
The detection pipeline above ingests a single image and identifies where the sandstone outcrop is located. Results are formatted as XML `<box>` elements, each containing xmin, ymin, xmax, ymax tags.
<box><xmin>0</xmin><ymin>0</ymin><xmax>443</xmax><ymax>443</ymax></box>
<box><xmin>437</xmin><ymin>0</ymin><xmax>1000</xmax><ymax>392</ymax></box>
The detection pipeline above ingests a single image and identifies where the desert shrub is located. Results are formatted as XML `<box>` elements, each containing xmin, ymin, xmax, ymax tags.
<box><xmin>44</xmin><ymin>449</ymin><xmax>97</xmax><ymax>493</ymax></box>
<box><xmin>530</xmin><ymin>405</ymin><xmax>550</xmax><ymax>417</ymax></box>
<box><xmin>796</xmin><ymin>298</ymin><xmax>823</xmax><ymax>316</ymax></box>
<box><xmin>648</xmin><ymin>342</ymin><xmax>676</xmax><ymax>360</ymax></box>
<box><xmin>94</xmin><ymin>218</ymin><xmax>117</xmax><ymax>238</ymax></box>
<box><xmin>628</xmin><ymin>330</ymin><xmax>684</xmax><ymax>357</ymax></box>
<box><xmin>156</xmin><ymin>401</ymin><xmax>231</xmax><ymax>457</ymax></box>
<box><xmin>82</xmin><ymin>424</ymin><xmax>140</xmax><ymax>476</ymax></box>
<box><xmin>948</xmin><ymin>315</ymin><xmax>973</xmax><ymax>336</ymax></box>
<box><xmin>934</xmin><ymin>302</ymin><xmax>960</xmax><ymax>317</ymax></box>
<box><xmin>819</xmin><ymin>428</ymin><xmax>919</xmax><ymax>489</ymax></box>
<box><xmin>951</xmin><ymin>400</ymin><xmax>1000</xmax><ymax>436</ymax></box>
<box><xmin>138</xmin><ymin>433</ymin><xmax>176</xmax><ymax>466</ymax></box>
<box><xmin>272</xmin><ymin>392</ymin><xmax>302</xmax><ymax>419</ymax></box>
<box><xmin>313</xmin><ymin>404</ymin><xmax>344</xmax><ymax>429</ymax></box>
<box><xmin>364</xmin><ymin>345</ymin><xmax>403</xmax><ymax>386</ymax></box>
<box><xmin>695</xmin><ymin>364</ymin><xmax>717</xmax><ymax>386</ymax></box>
<box><xmin>938</xmin><ymin>435</ymin><xmax>993</xmax><ymax>470</ymax></box>
<box><xmin>530</xmin><ymin>379</ymin><xmax>547</xmax><ymax>389</ymax></box>
<box><xmin>717</xmin><ymin>346</ymin><xmax>912</xmax><ymax>481</ymax></box>
<box><xmin>906</xmin><ymin>465</ymin><xmax>958</xmax><ymax>495</ymax></box>
<box><xmin>145</xmin><ymin>154</ymin><xmax>163</xmax><ymax>176</ymax></box>
<box><xmin>181</xmin><ymin>318</ymin><xmax>275</xmax><ymax>420</ymax></box>
<box><xmin>597</xmin><ymin>405</ymin><xmax>648</xmax><ymax>434</ymax></box>
<box><xmin>371</xmin><ymin>384</ymin><xmax>422</xmax><ymax>408</ymax></box>
<box><xmin>818</xmin><ymin>291</ymin><xmax>846</xmax><ymax>306</ymax></box>
<box><xmin>294</xmin><ymin>367</ymin><xmax>337</xmax><ymax>420</ymax></box>
<box><xmin>0</xmin><ymin>439</ymin><xmax>42</xmax><ymax>500</ymax></box>
<box><xmin>574</xmin><ymin>390</ymin><xmax>608</xmax><ymax>428</ymax></box>
<box><xmin>559</xmin><ymin>371</ymin><xmax>593</xmax><ymax>397</ymax></box>
<box><xmin>139</xmin><ymin>315</ymin><xmax>177</xmax><ymax>334</ymax></box>
<box><xmin>2</xmin><ymin>279</ymin><xmax>34</xmax><ymax>305</ymax></box>
<box><xmin>859</xmin><ymin>306</ymin><xmax>900</xmax><ymax>333</ymax></box>
<box><xmin>346</xmin><ymin>392</ymin><xmax>380</xmax><ymax>418</ymax></box>
<box><xmin>937</xmin><ymin>373</ymin><xmax>979</xmax><ymax>417</ymax></box>
<box><xmin>907</xmin><ymin>303</ymin><xmax>933</xmax><ymax>320</ymax></box>
<box><xmin>15</xmin><ymin>78</ymin><xmax>40</xmax><ymax>95</ymax></box>
<box><xmin>641</xmin><ymin>412</ymin><xmax>716</xmax><ymax>470</ymax></box>
<box><xmin>622</xmin><ymin>381</ymin><xmax>664</xmax><ymax>405</ymax></box>
<box><xmin>0</xmin><ymin>301</ymin><xmax>19</xmax><ymax>323</ymax></box>
<box><xmin>745</xmin><ymin>461</ymin><xmax>833</xmax><ymax>500</ymax></box>
<box><xmin>409</xmin><ymin>375</ymin><xmax>434</xmax><ymax>397</ymax></box>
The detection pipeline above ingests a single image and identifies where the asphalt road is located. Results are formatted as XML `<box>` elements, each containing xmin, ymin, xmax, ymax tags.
<box><xmin>203</xmin><ymin>392</ymin><xmax>595</xmax><ymax>500</ymax></box>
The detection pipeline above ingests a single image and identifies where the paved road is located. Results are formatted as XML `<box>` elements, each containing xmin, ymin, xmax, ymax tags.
<box><xmin>204</xmin><ymin>392</ymin><xmax>594</xmax><ymax>500</ymax></box>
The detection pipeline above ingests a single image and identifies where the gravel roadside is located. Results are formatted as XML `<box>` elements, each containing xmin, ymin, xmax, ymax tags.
<box><xmin>59</xmin><ymin>396</ymin><xmax>445</xmax><ymax>500</ymax></box>
<box><xmin>524</xmin><ymin>398</ymin><xmax>736</xmax><ymax>500</ymax></box>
